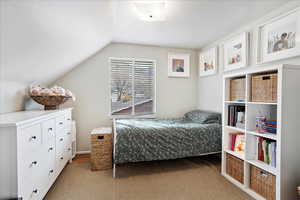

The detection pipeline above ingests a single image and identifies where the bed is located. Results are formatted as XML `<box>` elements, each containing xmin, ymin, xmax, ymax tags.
<box><xmin>113</xmin><ymin>110</ymin><xmax>222</xmax><ymax>177</ymax></box>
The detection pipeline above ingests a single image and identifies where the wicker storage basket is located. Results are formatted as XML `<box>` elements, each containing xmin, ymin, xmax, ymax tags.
<box><xmin>226</xmin><ymin>153</ymin><xmax>244</xmax><ymax>184</ymax></box>
<box><xmin>250</xmin><ymin>165</ymin><xmax>276</xmax><ymax>200</ymax></box>
<box><xmin>30</xmin><ymin>95</ymin><xmax>71</xmax><ymax>110</ymax></box>
<box><xmin>230</xmin><ymin>77</ymin><xmax>246</xmax><ymax>101</ymax></box>
<box><xmin>251</xmin><ymin>73</ymin><xmax>278</xmax><ymax>103</ymax></box>
<box><xmin>91</xmin><ymin>133</ymin><xmax>113</xmax><ymax>171</ymax></box>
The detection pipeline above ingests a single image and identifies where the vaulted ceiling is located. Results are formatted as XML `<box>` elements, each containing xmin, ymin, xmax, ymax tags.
<box><xmin>0</xmin><ymin>0</ymin><xmax>292</xmax><ymax>86</ymax></box>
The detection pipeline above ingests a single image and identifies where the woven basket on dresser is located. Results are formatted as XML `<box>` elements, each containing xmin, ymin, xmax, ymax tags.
<box><xmin>251</xmin><ymin>73</ymin><xmax>278</xmax><ymax>103</ymax></box>
<box><xmin>250</xmin><ymin>165</ymin><xmax>276</xmax><ymax>200</ymax></box>
<box><xmin>226</xmin><ymin>153</ymin><xmax>244</xmax><ymax>184</ymax></box>
<box><xmin>90</xmin><ymin>129</ymin><xmax>113</xmax><ymax>171</ymax></box>
<box><xmin>30</xmin><ymin>95</ymin><xmax>71</xmax><ymax>110</ymax></box>
<box><xmin>230</xmin><ymin>77</ymin><xmax>246</xmax><ymax>101</ymax></box>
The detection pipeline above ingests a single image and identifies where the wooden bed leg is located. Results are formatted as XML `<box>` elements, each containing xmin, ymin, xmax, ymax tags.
<box><xmin>113</xmin><ymin>163</ymin><xmax>116</xmax><ymax>178</ymax></box>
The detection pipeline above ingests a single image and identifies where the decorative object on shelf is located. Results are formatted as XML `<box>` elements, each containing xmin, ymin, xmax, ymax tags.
<box><xmin>199</xmin><ymin>47</ymin><xmax>218</xmax><ymax>77</ymax></box>
<box><xmin>256</xmin><ymin>115</ymin><xmax>267</xmax><ymax>133</ymax></box>
<box><xmin>223</xmin><ymin>32</ymin><xmax>249</xmax><ymax>72</ymax></box>
<box><xmin>29</xmin><ymin>84</ymin><xmax>76</xmax><ymax>110</ymax></box>
<box><xmin>230</xmin><ymin>77</ymin><xmax>246</xmax><ymax>102</ymax></box>
<box><xmin>257</xmin><ymin>7</ymin><xmax>300</xmax><ymax>64</ymax></box>
<box><xmin>168</xmin><ymin>53</ymin><xmax>190</xmax><ymax>77</ymax></box>
<box><xmin>251</xmin><ymin>72</ymin><xmax>278</xmax><ymax>103</ymax></box>
<box><xmin>236</xmin><ymin>112</ymin><xmax>245</xmax><ymax>129</ymax></box>
<box><xmin>298</xmin><ymin>186</ymin><xmax>300</xmax><ymax>196</ymax></box>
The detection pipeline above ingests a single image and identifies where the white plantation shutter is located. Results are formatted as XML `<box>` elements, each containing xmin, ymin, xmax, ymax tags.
<box><xmin>110</xmin><ymin>58</ymin><xmax>155</xmax><ymax>116</ymax></box>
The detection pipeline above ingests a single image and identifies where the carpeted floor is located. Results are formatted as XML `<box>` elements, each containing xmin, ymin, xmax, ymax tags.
<box><xmin>45</xmin><ymin>154</ymin><xmax>253</xmax><ymax>200</ymax></box>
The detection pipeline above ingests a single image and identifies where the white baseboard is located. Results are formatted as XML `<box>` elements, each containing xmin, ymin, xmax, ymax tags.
<box><xmin>76</xmin><ymin>150</ymin><xmax>91</xmax><ymax>155</ymax></box>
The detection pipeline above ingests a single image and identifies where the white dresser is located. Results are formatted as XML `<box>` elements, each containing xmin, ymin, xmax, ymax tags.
<box><xmin>0</xmin><ymin>108</ymin><xmax>73</xmax><ymax>200</ymax></box>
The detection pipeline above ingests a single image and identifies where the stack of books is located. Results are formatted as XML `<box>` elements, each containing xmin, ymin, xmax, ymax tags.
<box><xmin>229</xmin><ymin>133</ymin><xmax>245</xmax><ymax>152</ymax></box>
<box><xmin>257</xmin><ymin>137</ymin><xmax>276</xmax><ymax>167</ymax></box>
<box><xmin>262</xmin><ymin>121</ymin><xmax>277</xmax><ymax>134</ymax></box>
<box><xmin>228</xmin><ymin>105</ymin><xmax>245</xmax><ymax>127</ymax></box>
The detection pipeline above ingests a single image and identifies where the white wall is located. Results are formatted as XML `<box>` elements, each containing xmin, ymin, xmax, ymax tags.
<box><xmin>198</xmin><ymin>1</ymin><xmax>300</xmax><ymax>113</ymax></box>
<box><xmin>0</xmin><ymin>0</ymin><xmax>114</xmax><ymax>114</ymax></box>
<box><xmin>55</xmin><ymin>43</ymin><xmax>198</xmax><ymax>152</ymax></box>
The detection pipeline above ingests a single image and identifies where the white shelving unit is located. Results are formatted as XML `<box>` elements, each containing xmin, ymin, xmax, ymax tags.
<box><xmin>222</xmin><ymin>64</ymin><xmax>300</xmax><ymax>200</ymax></box>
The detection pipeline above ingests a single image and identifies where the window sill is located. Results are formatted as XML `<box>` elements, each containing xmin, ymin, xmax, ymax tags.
<box><xmin>109</xmin><ymin>114</ymin><xmax>156</xmax><ymax>120</ymax></box>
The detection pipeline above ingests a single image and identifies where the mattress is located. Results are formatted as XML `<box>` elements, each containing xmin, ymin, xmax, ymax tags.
<box><xmin>114</xmin><ymin>118</ymin><xmax>222</xmax><ymax>164</ymax></box>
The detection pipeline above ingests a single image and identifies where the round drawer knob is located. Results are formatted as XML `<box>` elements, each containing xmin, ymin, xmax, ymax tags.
<box><xmin>32</xmin><ymin>161</ymin><xmax>37</xmax><ymax>165</ymax></box>
<box><xmin>49</xmin><ymin>169</ymin><xmax>54</xmax><ymax>173</ymax></box>
<box><xmin>31</xmin><ymin>136</ymin><xmax>37</xmax><ymax>140</ymax></box>
<box><xmin>60</xmin><ymin>157</ymin><xmax>64</xmax><ymax>160</ymax></box>
<box><xmin>48</xmin><ymin>128</ymin><xmax>53</xmax><ymax>132</ymax></box>
<box><xmin>67</xmin><ymin>132</ymin><xmax>71</xmax><ymax>135</ymax></box>
<box><xmin>59</xmin><ymin>122</ymin><xmax>63</xmax><ymax>125</ymax></box>
<box><xmin>60</xmin><ymin>138</ymin><xmax>64</xmax><ymax>141</ymax></box>
<box><xmin>48</xmin><ymin>147</ymin><xmax>53</xmax><ymax>151</ymax></box>
<box><xmin>68</xmin><ymin>148</ymin><xmax>71</xmax><ymax>151</ymax></box>
<box><xmin>33</xmin><ymin>189</ymin><xmax>38</xmax><ymax>194</ymax></box>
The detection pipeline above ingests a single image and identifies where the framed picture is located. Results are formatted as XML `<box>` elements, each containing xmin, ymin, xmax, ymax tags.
<box><xmin>257</xmin><ymin>7</ymin><xmax>300</xmax><ymax>64</ymax></box>
<box><xmin>168</xmin><ymin>53</ymin><xmax>190</xmax><ymax>77</ymax></box>
<box><xmin>223</xmin><ymin>32</ymin><xmax>249</xmax><ymax>72</ymax></box>
<box><xmin>199</xmin><ymin>47</ymin><xmax>218</xmax><ymax>77</ymax></box>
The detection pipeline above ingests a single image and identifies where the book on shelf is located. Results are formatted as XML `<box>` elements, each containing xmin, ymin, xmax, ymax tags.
<box><xmin>228</xmin><ymin>105</ymin><xmax>245</xmax><ymax>127</ymax></box>
<box><xmin>229</xmin><ymin>133</ymin><xmax>245</xmax><ymax>153</ymax></box>
<box><xmin>256</xmin><ymin>137</ymin><xmax>276</xmax><ymax>167</ymax></box>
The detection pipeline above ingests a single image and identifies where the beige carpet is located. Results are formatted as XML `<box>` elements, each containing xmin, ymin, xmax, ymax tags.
<box><xmin>45</xmin><ymin>155</ymin><xmax>253</xmax><ymax>200</ymax></box>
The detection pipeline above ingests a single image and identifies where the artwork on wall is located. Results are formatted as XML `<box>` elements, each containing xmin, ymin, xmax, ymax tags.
<box><xmin>199</xmin><ymin>47</ymin><xmax>218</xmax><ymax>77</ymax></box>
<box><xmin>223</xmin><ymin>32</ymin><xmax>249</xmax><ymax>72</ymax></box>
<box><xmin>257</xmin><ymin>7</ymin><xmax>300</xmax><ymax>64</ymax></box>
<box><xmin>168</xmin><ymin>53</ymin><xmax>190</xmax><ymax>77</ymax></box>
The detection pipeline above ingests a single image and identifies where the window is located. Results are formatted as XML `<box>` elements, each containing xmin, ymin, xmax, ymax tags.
<box><xmin>110</xmin><ymin>58</ymin><xmax>156</xmax><ymax>116</ymax></box>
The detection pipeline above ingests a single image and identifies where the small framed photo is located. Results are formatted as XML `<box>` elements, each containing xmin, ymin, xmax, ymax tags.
<box><xmin>223</xmin><ymin>32</ymin><xmax>249</xmax><ymax>72</ymax></box>
<box><xmin>199</xmin><ymin>47</ymin><xmax>218</xmax><ymax>77</ymax></box>
<box><xmin>168</xmin><ymin>53</ymin><xmax>190</xmax><ymax>77</ymax></box>
<box><xmin>257</xmin><ymin>7</ymin><xmax>300</xmax><ymax>64</ymax></box>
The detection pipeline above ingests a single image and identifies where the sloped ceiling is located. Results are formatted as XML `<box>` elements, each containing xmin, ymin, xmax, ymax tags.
<box><xmin>0</xmin><ymin>0</ymin><xmax>292</xmax><ymax>87</ymax></box>
<box><xmin>1</xmin><ymin>0</ymin><xmax>114</xmax><ymax>85</ymax></box>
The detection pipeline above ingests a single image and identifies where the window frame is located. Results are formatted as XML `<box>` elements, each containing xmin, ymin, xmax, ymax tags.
<box><xmin>108</xmin><ymin>57</ymin><xmax>157</xmax><ymax>118</ymax></box>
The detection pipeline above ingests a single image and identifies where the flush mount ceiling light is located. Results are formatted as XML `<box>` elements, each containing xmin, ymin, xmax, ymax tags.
<box><xmin>133</xmin><ymin>1</ymin><xmax>166</xmax><ymax>22</ymax></box>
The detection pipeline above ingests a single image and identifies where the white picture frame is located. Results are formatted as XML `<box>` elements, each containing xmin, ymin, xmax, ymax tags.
<box><xmin>199</xmin><ymin>47</ymin><xmax>218</xmax><ymax>77</ymax></box>
<box><xmin>168</xmin><ymin>53</ymin><xmax>190</xmax><ymax>78</ymax></box>
<box><xmin>257</xmin><ymin>7</ymin><xmax>300</xmax><ymax>64</ymax></box>
<box><xmin>223</xmin><ymin>32</ymin><xmax>249</xmax><ymax>72</ymax></box>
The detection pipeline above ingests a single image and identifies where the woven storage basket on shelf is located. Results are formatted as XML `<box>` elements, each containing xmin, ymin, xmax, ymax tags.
<box><xmin>91</xmin><ymin>132</ymin><xmax>113</xmax><ymax>171</ymax></box>
<box><xmin>251</xmin><ymin>73</ymin><xmax>278</xmax><ymax>103</ymax></box>
<box><xmin>250</xmin><ymin>165</ymin><xmax>276</xmax><ymax>200</ymax></box>
<box><xmin>226</xmin><ymin>153</ymin><xmax>244</xmax><ymax>184</ymax></box>
<box><xmin>30</xmin><ymin>95</ymin><xmax>71</xmax><ymax>110</ymax></box>
<box><xmin>230</xmin><ymin>77</ymin><xmax>246</xmax><ymax>101</ymax></box>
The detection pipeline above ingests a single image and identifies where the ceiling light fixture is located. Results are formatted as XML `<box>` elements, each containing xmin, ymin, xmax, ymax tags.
<box><xmin>133</xmin><ymin>1</ymin><xmax>166</xmax><ymax>22</ymax></box>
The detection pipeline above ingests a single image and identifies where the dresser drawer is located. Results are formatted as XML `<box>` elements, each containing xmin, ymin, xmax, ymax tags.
<box><xmin>56</xmin><ymin>116</ymin><xmax>66</xmax><ymax>136</ymax></box>
<box><xmin>42</xmin><ymin>119</ymin><xmax>55</xmax><ymax>143</ymax></box>
<box><xmin>56</xmin><ymin>135</ymin><xmax>66</xmax><ymax>155</ymax></box>
<box><xmin>19</xmin><ymin>153</ymin><xmax>44</xmax><ymax>200</ymax></box>
<box><xmin>65</xmin><ymin>112</ymin><xmax>72</xmax><ymax>125</ymax></box>
<box><xmin>20</xmin><ymin>124</ymin><xmax>42</xmax><ymax>153</ymax></box>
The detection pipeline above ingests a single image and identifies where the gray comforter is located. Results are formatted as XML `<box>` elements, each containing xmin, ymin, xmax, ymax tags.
<box><xmin>114</xmin><ymin>118</ymin><xmax>222</xmax><ymax>164</ymax></box>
